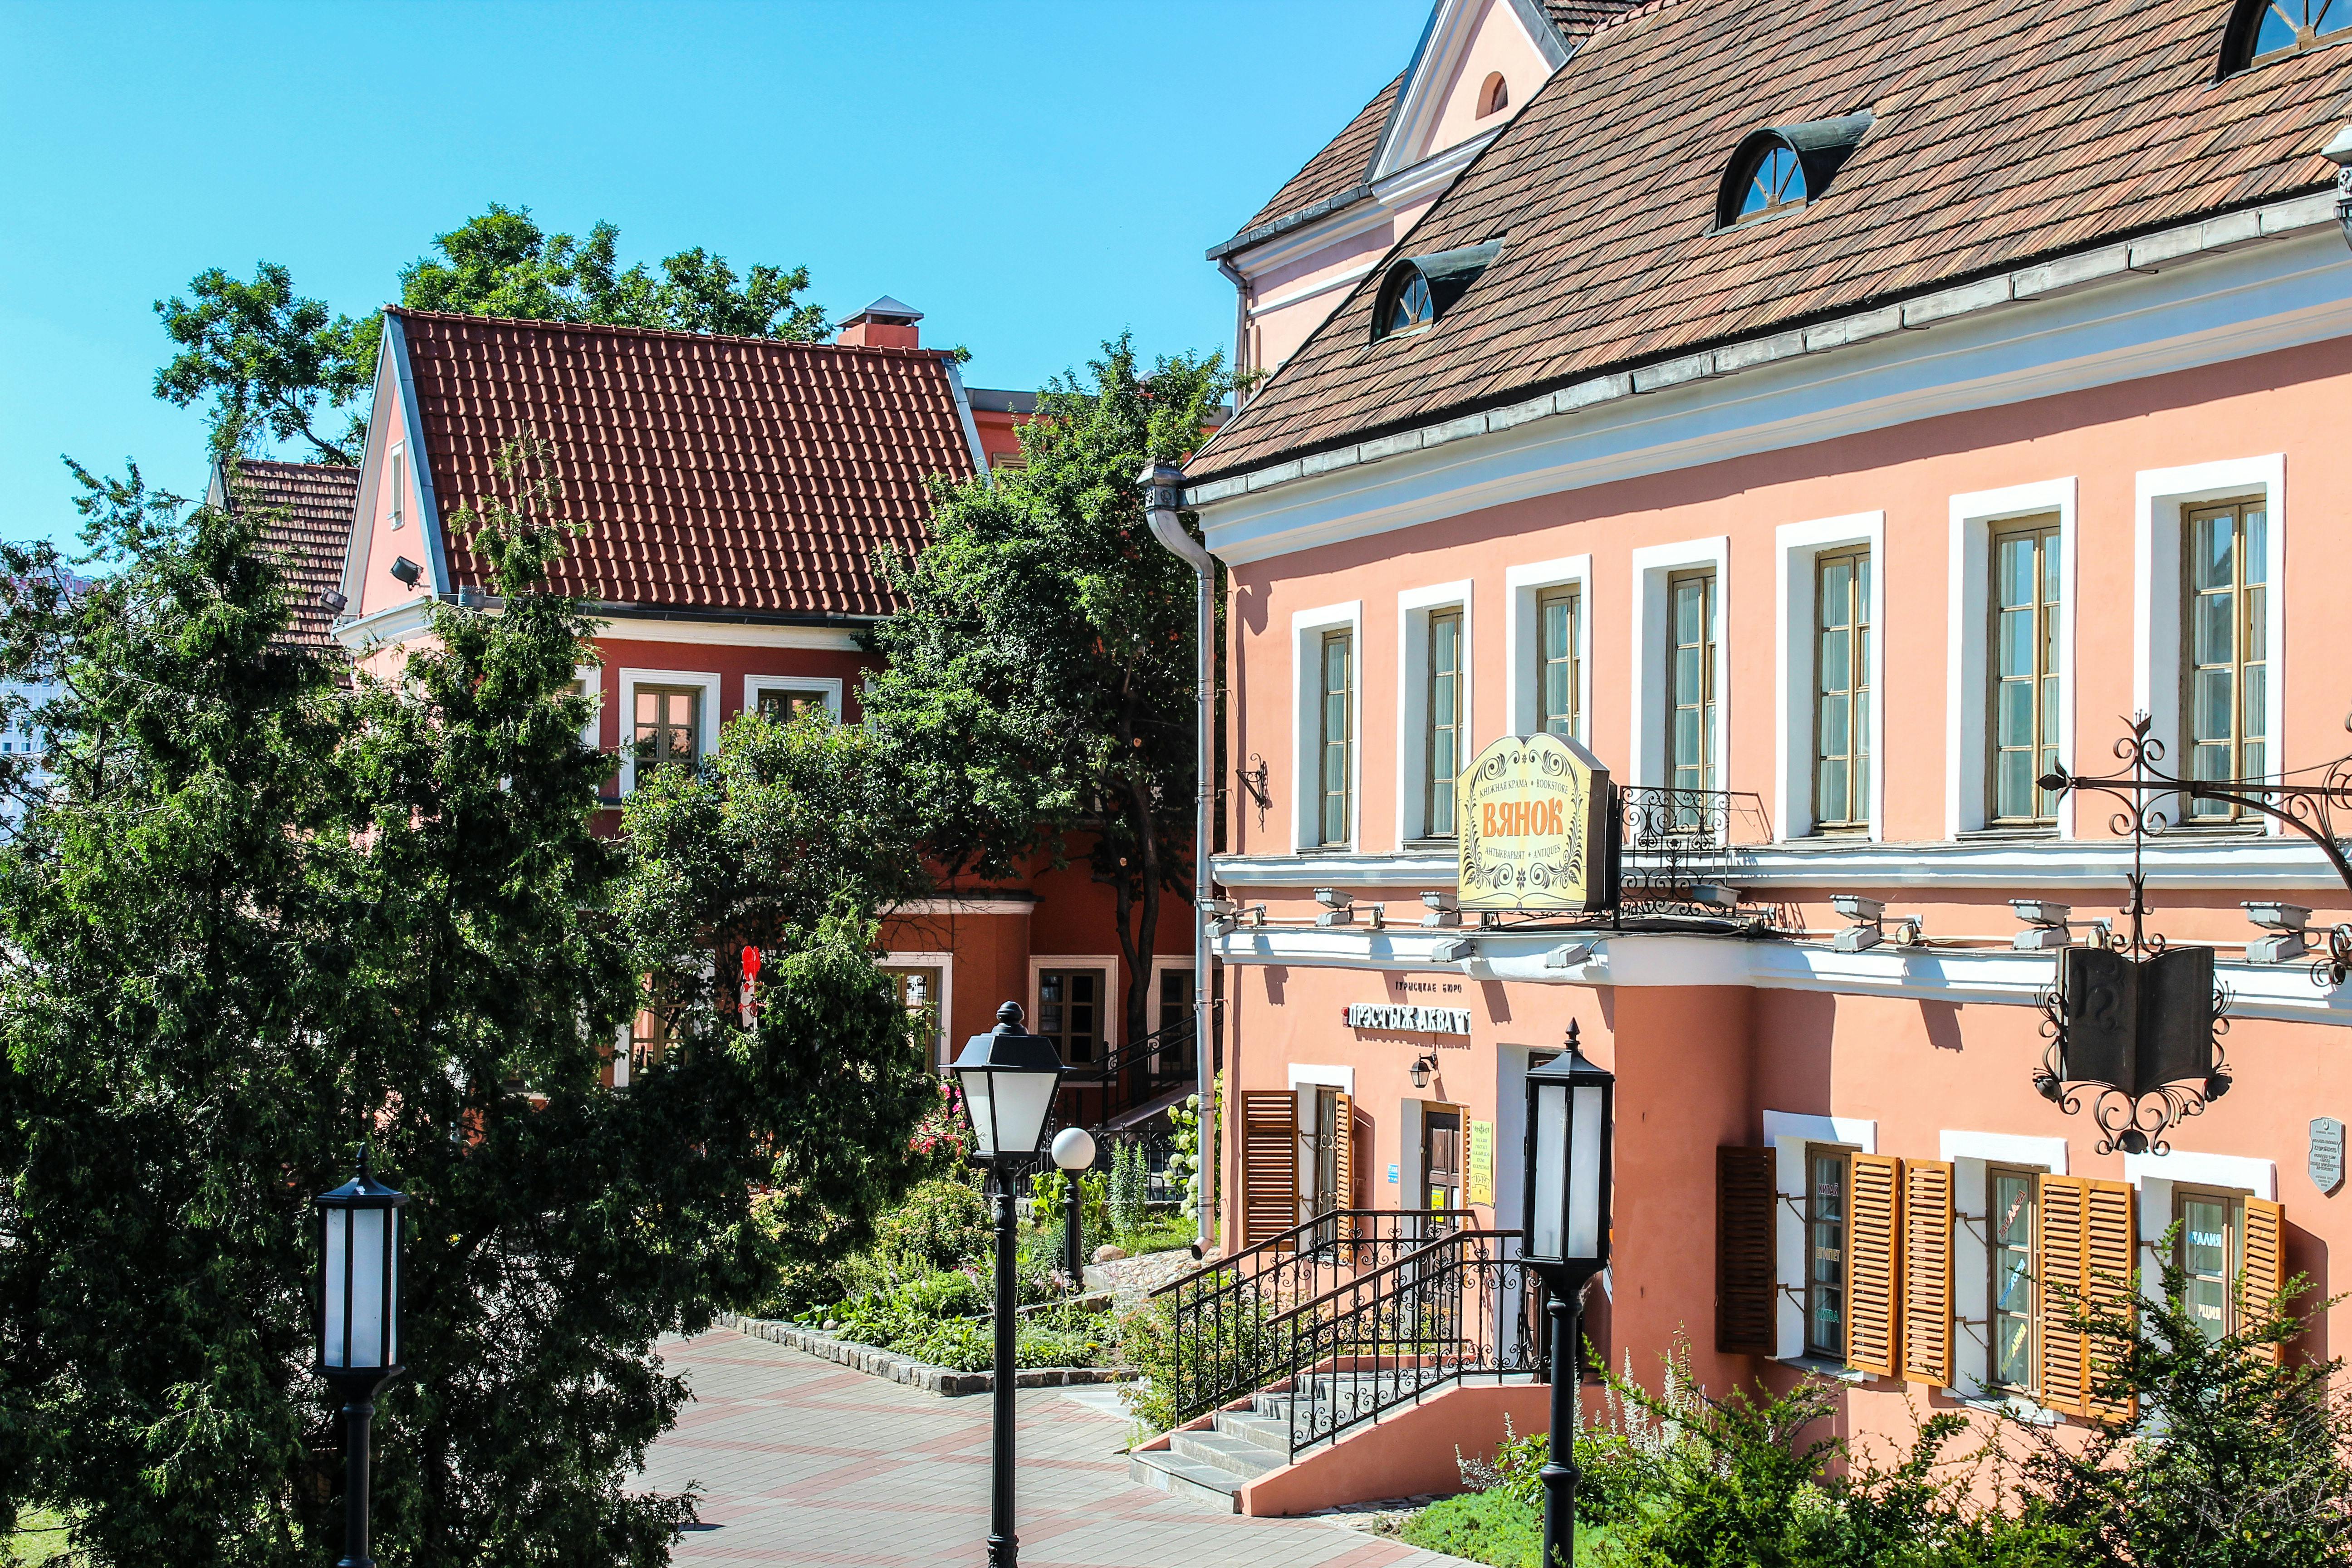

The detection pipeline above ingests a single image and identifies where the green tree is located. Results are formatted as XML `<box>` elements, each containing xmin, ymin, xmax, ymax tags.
<box><xmin>862</xmin><ymin>335</ymin><xmax>1226</xmax><ymax>1051</ymax></box>
<box><xmin>154</xmin><ymin>205</ymin><xmax>827</xmax><ymax>464</ymax></box>
<box><xmin>0</xmin><ymin>438</ymin><xmax>921</xmax><ymax>1566</ymax></box>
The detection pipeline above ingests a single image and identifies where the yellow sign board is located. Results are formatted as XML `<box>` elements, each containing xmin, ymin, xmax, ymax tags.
<box><xmin>1467</xmin><ymin>1119</ymin><xmax>1495</xmax><ymax>1206</ymax></box>
<box><xmin>1457</xmin><ymin>733</ymin><xmax>1613</xmax><ymax>910</ymax></box>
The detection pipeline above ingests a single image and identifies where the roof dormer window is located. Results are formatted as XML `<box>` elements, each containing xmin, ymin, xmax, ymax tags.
<box><xmin>1479</xmin><ymin>72</ymin><xmax>1510</xmax><ymax>119</ymax></box>
<box><xmin>2224</xmin><ymin>0</ymin><xmax>2349</xmax><ymax>69</ymax></box>
<box><xmin>1370</xmin><ymin>240</ymin><xmax>1503</xmax><ymax>343</ymax></box>
<box><xmin>1715</xmin><ymin>113</ymin><xmax>1875</xmax><ymax>230</ymax></box>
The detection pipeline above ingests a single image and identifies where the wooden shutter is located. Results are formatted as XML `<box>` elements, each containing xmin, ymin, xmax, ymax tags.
<box><xmin>1845</xmin><ymin>1153</ymin><xmax>1903</xmax><ymax>1377</ymax></box>
<box><xmin>1240</xmin><ymin>1091</ymin><xmax>1299</xmax><ymax>1248</ymax></box>
<box><xmin>2243</xmin><ymin>1196</ymin><xmax>2286</xmax><ymax>1366</ymax></box>
<box><xmin>1332</xmin><ymin>1091</ymin><xmax>1357</xmax><ymax>1242</ymax></box>
<box><xmin>1900</xmin><ymin>1159</ymin><xmax>1955</xmax><ymax>1387</ymax></box>
<box><xmin>1715</xmin><ymin>1147</ymin><xmax>1778</xmax><ymax>1356</ymax></box>
<box><xmin>2082</xmin><ymin>1179</ymin><xmax>2137</xmax><ymax>1422</ymax></box>
<box><xmin>2037</xmin><ymin>1175</ymin><xmax>2091</xmax><ymax>1416</ymax></box>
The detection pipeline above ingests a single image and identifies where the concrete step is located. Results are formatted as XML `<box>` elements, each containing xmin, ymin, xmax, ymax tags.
<box><xmin>1127</xmin><ymin>1448</ymin><xmax>1242</xmax><ymax>1512</ymax></box>
<box><xmin>1170</xmin><ymin>1427</ymin><xmax>1284</xmax><ymax>1481</ymax></box>
<box><xmin>1213</xmin><ymin>1409</ymin><xmax>1293</xmax><ymax>1453</ymax></box>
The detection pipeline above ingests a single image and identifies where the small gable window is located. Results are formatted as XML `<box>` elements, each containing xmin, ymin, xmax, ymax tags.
<box><xmin>1715</xmin><ymin>113</ymin><xmax>1875</xmax><ymax>231</ymax></box>
<box><xmin>2225</xmin><ymin>0</ymin><xmax>2350</xmax><ymax>68</ymax></box>
<box><xmin>1479</xmin><ymin>72</ymin><xmax>1510</xmax><ymax>119</ymax></box>
<box><xmin>1370</xmin><ymin>240</ymin><xmax>1503</xmax><ymax>343</ymax></box>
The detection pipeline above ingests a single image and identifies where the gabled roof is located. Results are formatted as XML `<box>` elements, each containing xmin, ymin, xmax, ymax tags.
<box><xmin>1191</xmin><ymin>0</ymin><xmax>2352</xmax><ymax>481</ymax></box>
<box><xmin>392</xmin><ymin>309</ymin><xmax>982</xmax><ymax>619</ymax></box>
<box><xmin>214</xmin><ymin>459</ymin><xmax>360</xmax><ymax>648</ymax></box>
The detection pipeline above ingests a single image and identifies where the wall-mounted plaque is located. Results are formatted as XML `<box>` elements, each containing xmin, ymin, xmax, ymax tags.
<box><xmin>2313</xmin><ymin>1117</ymin><xmax>2344</xmax><ymax>1196</ymax></box>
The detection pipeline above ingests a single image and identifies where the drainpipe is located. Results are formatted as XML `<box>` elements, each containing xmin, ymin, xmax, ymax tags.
<box><xmin>1217</xmin><ymin>259</ymin><xmax>1250</xmax><ymax>411</ymax></box>
<box><xmin>1142</xmin><ymin>461</ymin><xmax>1218</xmax><ymax>1253</ymax></box>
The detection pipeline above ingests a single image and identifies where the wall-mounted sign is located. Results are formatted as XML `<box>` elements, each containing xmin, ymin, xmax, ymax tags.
<box><xmin>1345</xmin><ymin>1002</ymin><xmax>1472</xmax><ymax>1035</ymax></box>
<box><xmin>1457</xmin><ymin>733</ymin><xmax>1614</xmax><ymax>911</ymax></box>
<box><xmin>2314</xmin><ymin>1117</ymin><xmax>2345</xmax><ymax>1195</ymax></box>
<box><xmin>1467</xmin><ymin>1118</ymin><xmax>1494</xmax><ymax>1206</ymax></box>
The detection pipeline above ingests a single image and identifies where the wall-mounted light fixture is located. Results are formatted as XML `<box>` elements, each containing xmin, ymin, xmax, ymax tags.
<box><xmin>1421</xmin><ymin>890</ymin><xmax>1461</xmax><ymax>929</ymax></box>
<box><xmin>2010</xmin><ymin>900</ymin><xmax>2073</xmax><ymax>951</ymax></box>
<box><xmin>1545</xmin><ymin>941</ymin><xmax>1596</xmax><ymax>969</ymax></box>
<box><xmin>1409</xmin><ymin>1051</ymin><xmax>1440</xmax><ymax>1088</ymax></box>
<box><xmin>1314</xmin><ymin>888</ymin><xmax>1355</xmax><ymax>927</ymax></box>
<box><xmin>1433</xmin><ymin>936</ymin><xmax>1475</xmax><ymax>964</ymax></box>
<box><xmin>388</xmin><ymin>557</ymin><xmax>421</xmax><ymax>588</ymax></box>
<box><xmin>1831</xmin><ymin>894</ymin><xmax>1885</xmax><ymax>952</ymax></box>
<box><xmin>2244</xmin><ymin>901</ymin><xmax>2313</xmax><ymax>964</ymax></box>
<box><xmin>1688</xmin><ymin>884</ymin><xmax>1743</xmax><ymax>911</ymax></box>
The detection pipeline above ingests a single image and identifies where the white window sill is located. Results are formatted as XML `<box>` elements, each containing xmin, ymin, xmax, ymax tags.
<box><xmin>1951</xmin><ymin>1388</ymin><xmax>2061</xmax><ymax>1426</ymax></box>
<box><xmin>1773</xmin><ymin>1354</ymin><xmax>1870</xmax><ymax>1383</ymax></box>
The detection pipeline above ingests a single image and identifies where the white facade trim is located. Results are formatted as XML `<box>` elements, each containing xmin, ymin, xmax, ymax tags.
<box><xmin>572</xmin><ymin>662</ymin><xmax>603</xmax><ymax>750</ymax></box>
<box><xmin>742</xmin><ymin>672</ymin><xmax>845</xmax><ymax>721</ymax></box>
<box><xmin>594</xmin><ymin>618</ymin><xmax>865</xmax><ymax>651</ymax></box>
<box><xmin>1229</xmin><ymin>129</ymin><xmax>1501</xmax><ymax>282</ymax></box>
<box><xmin>1774</xmin><ymin>513</ymin><xmax>1885</xmax><ymax>842</ymax></box>
<box><xmin>2132</xmin><ymin>453</ymin><xmax>2287</xmax><ymax>827</ymax></box>
<box><xmin>2124</xmin><ymin>1148</ymin><xmax>2278</xmax><ymax>1200</ymax></box>
<box><xmin>879</xmin><ymin>949</ymin><xmax>955</xmax><ymax>1071</ymax></box>
<box><xmin>1503</xmin><ymin>554</ymin><xmax>1592</xmax><ymax>743</ymax></box>
<box><xmin>1938</xmin><ymin>1129</ymin><xmax>2070</xmax><ymax>1173</ymax></box>
<box><xmin>1188</xmin><ymin>210</ymin><xmax>2347</xmax><ymax>564</ymax></box>
<box><xmin>1765</xmin><ymin>1110</ymin><xmax>1878</xmax><ymax>1359</ymax></box>
<box><xmin>1288</xmin><ymin>1062</ymin><xmax>1359</xmax><ymax>1095</ymax></box>
<box><xmin>1248</xmin><ymin>263</ymin><xmax>1382</xmax><ymax>320</ymax></box>
<box><xmin>892</xmin><ymin>897</ymin><xmax>1036</xmax><ymax>916</ymax></box>
<box><xmin>1396</xmin><ymin>579</ymin><xmax>1475</xmax><ymax>843</ymax></box>
<box><xmin>1944</xmin><ymin>478</ymin><xmax>2078</xmax><ymax>838</ymax></box>
<box><xmin>1028</xmin><ymin>953</ymin><xmax>1123</xmax><ymax>1052</ymax></box>
<box><xmin>615</xmin><ymin>666</ymin><xmax>723</xmax><ymax>797</ymax></box>
<box><xmin>1292</xmin><ymin>600</ymin><xmax>1366</xmax><ymax>852</ymax></box>
<box><xmin>1628</xmin><ymin>537</ymin><xmax>1730</xmax><ymax>793</ymax></box>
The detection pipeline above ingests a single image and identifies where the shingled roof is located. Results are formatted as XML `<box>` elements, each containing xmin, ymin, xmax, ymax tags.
<box><xmin>1191</xmin><ymin>0</ymin><xmax>2352</xmax><ymax>481</ymax></box>
<box><xmin>220</xmin><ymin>460</ymin><xmax>359</xmax><ymax>648</ymax></box>
<box><xmin>394</xmin><ymin>309</ymin><xmax>980</xmax><ymax>619</ymax></box>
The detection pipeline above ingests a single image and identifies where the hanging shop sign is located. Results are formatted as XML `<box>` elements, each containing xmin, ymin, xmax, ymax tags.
<box><xmin>2313</xmin><ymin>1117</ymin><xmax>2345</xmax><ymax>1196</ymax></box>
<box><xmin>1345</xmin><ymin>1002</ymin><xmax>1473</xmax><ymax>1035</ymax></box>
<box><xmin>1457</xmin><ymin>733</ymin><xmax>1616</xmax><ymax>911</ymax></box>
<box><xmin>2035</xmin><ymin>942</ymin><xmax>2230</xmax><ymax>1155</ymax></box>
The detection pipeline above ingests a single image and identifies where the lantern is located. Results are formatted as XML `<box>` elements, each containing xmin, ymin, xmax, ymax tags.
<box><xmin>1521</xmin><ymin>1021</ymin><xmax>1613</xmax><ymax>1285</ymax></box>
<box><xmin>952</xmin><ymin>1001</ymin><xmax>1065</xmax><ymax>1166</ymax></box>
<box><xmin>316</xmin><ymin>1147</ymin><xmax>408</xmax><ymax>1380</ymax></box>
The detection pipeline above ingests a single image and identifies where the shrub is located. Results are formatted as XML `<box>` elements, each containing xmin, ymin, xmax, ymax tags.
<box><xmin>1118</xmin><ymin>1280</ymin><xmax>1279</xmax><ymax>1435</ymax></box>
<box><xmin>1108</xmin><ymin>1140</ymin><xmax>1149</xmax><ymax>1238</ymax></box>
<box><xmin>1401</xmin><ymin>1489</ymin><xmax>1548</xmax><ymax>1567</ymax></box>
<box><xmin>869</xmin><ymin>1176</ymin><xmax>991</xmax><ymax>1276</ymax></box>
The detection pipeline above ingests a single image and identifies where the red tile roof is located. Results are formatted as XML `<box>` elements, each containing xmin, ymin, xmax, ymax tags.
<box><xmin>394</xmin><ymin>309</ymin><xmax>980</xmax><ymax>619</ymax></box>
<box><xmin>1191</xmin><ymin>0</ymin><xmax>2352</xmax><ymax>480</ymax></box>
<box><xmin>220</xmin><ymin>459</ymin><xmax>359</xmax><ymax>648</ymax></box>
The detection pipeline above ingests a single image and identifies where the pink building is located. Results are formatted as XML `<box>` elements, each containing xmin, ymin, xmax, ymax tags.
<box><xmin>1151</xmin><ymin>0</ymin><xmax>2352</xmax><ymax>1511</ymax></box>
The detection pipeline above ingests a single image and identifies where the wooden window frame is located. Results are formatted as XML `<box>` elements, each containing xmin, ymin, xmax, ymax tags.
<box><xmin>755</xmin><ymin>687</ymin><xmax>834</xmax><ymax>725</ymax></box>
<box><xmin>1318</xmin><ymin>627</ymin><xmax>1354</xmax><ymax>847</ymax></box>
<box><xmin>1988</xmin><ymin>1164</ymin><xmax>2039</xmax><ymax>1395</ymax></box>
<box><xmin>2181</xmin><ymin>496</ymin><xmax>2269</xmax><ymax>821</ymax></box>
<box><xmin>1424</xmin><ymin>608</ymin><xmax>1464</xmax><ymax>839</ymax></box>
<box><xmin>1812</xmin><ymin>546</ymin><xmax>1872</xmax><ymax>832</ymax></box>
<box><xmin>1035</xmin><ymin>966</ymin><xmax>1108</xmax><ymax>1067</ymax></box>
<box><xmin>2174</xmin><ymin>1183</ymin><xmax>2247</xmax><ymax>1342</ymax></box>
<box><xmin>1538</xmin><ymin>585</ymin><xmax>1581</xmax><ymax>742</ymax></box>
<box><xmin>1988</xmin><ymin>518</ymin><xmax>2063</xmax><ymax>826</ymax></box>
<box><xmin>1666</xmin><ymin>568</ymin><xmax>1718</xmax><ymax>802</ymax></box>
<box><xmin>1804</xmin><ymin>1143</ymin><xmax>1854</xmax><ymax>1360</ymax></box>
<box><xmin>632</xmin><ymin>683</ymin><xmax>704</xmax><ymax>773</ymax></box>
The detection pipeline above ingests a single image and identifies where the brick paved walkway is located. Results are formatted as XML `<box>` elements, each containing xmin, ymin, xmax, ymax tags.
<box><xmin>639</xmin><ymin>1328</ymin><xmax>1475</xmax><ymax>1568</ymax></box>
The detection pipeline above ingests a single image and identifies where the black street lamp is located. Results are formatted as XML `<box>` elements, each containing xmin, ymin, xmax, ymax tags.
<box><xmin>314</xmin><ymin>1147</ymin><xmax>408</xmax><ymax>1568</ymax></box>
<box><xmin>1520</xmin><ymin>1023</ymin><xmax>1614</xmax><ymax>1568</ymax></box>
<box><xmin>952</xmin><ymin>1002</ymin><xmax>1066</xmax><ymax>1568</ymax></box>
<box><xmin>1049</xmin><ymin>1126</ymin><xmax>1096</xmax><ymax>1294</ymax></box>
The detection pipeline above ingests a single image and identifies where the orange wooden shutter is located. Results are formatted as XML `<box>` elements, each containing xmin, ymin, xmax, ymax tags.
<box><xmin>2243</xmin><ymin>1196</ymin><xmax>2285</xmax><ymax>1365</ymax></box>
<box><xmin>2037</xmin><ymin>1176</ymin><xmax>2091</xmax><ymax>1416</ymax></box>
<box><xmin>1240</xmin><ymin>1091</ymin><xmax>1299</xmax><ymax>1248</ymax></box>
<box><xmin>1900</xmin><ymin>1159</ymin><xmax>1955</xmax><ymax>1387</ymax></box>
<box><xmin>1845</xmin><ymin>1153</ymin><xmax>1902</xmax><ymax>1377</ymax></box>
<box><xmin>1332</xmin><ymin>1091</ymin><xmax>1357</xmax><ymax>1241</ymax></box>
<box><xmin>2082</xmin><ymin>1179</ymin><xmax>2137</xmax><ymax>1422</ymax></box>
<box><xmin>1716</xmin><ymin>1147</ymin><xmax>1778</xmax><ymax>1356</ymax></box>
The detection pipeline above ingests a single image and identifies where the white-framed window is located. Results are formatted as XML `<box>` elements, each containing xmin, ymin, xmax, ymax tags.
<box><xmin>1396</xmin><ymin>581</ymin><xmax>1473</xmax><ymax>843</ymax></box>
<box><xmin>1945</xmin><ymin>480</ymin><xmax>2076</xmax><ymax>837</ymax></box>
<box><xmin>879</xmin><ymin>950</ymin><xmax>954</xmax><ymax>1071</ymax></box>
<box><xmin>570</xmin><ymin>662</ymin><xmax>603</xmax><ymax>751</ymax></box>
<box><xmin>743</xmin><ymin>673</ymin><xmax>844</xmax><ymax>724</ymax></box>
<box><xmin>1764</xmin><ymin>1109</ymin><xmax>1877</xmax><ymax>1362</ymax></box>
<box><xmin>2133</xmin><ymin>457</ymin><xmax>2285</xmax><ymax>827</ymax></box>
<box><xmin>1291</xmin><ymin>601</ymin><xmax>1364</xmax><ymax>852</ymax></box>
<box><xmin>2122</xmin><ymin>1147</ymin><xmax>2277</xmax><ymax>1326</ymax></box>
<box><xmin>1775</xmin><ymin>514</ymin><xmax>1885</xmax><ymax>840</ymax></box>
<box><xmin>1029</xmin><ymin>955</ymin><xmax>1121</xmax><ymax>1065</ymax></box>
<box><xmin>1630</xmin><ymin>539</ymin><xmax>1730</xmax><ymax>797</ymax></box>
<box><xmin>1505</xmin><ymin>555</ymin><xmax>1592</xmax><ymax>745</ymax></box>
<box><xmin>616</xmin><ymin>667</ymin><xmax>722</xmax><ymax>796</ymax></box>
<box><xmin>1941</xmin><ymin>1129</ymin><xmax>2069</xmax><ymax>1403</ymax></box>
<box><xmin>385</xmin><ymin>444</ymin><xmax>406</xmax><ymax>530</ymax></box>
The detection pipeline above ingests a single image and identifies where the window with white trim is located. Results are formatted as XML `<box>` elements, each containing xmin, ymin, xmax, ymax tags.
<box><xmin>1318</xmin><ymin>628</ymin><xmax>1354</xmax><ymax>848</ymax></box>
<box><xmin>2184</xmin><ymin>497</ymin><xmax>2269</xmax><ymax>816</ymax></box>
<box><xmin>1538</xmin><ymin>586</ymin><xmax>1579</xmax><ymax>740</ymax></box>
<box><xmin>1668</xmin><ymin>568</ymin><xmax>1718</xmax><ymax>801</ymax></box>
<box><xmin>1813</xmin><ymin>547</ymin><xmax>1871</xmax><ymax>831</ymax></box>
<box><xmin>1990</xmin><ymin>517</ymin><xmax>2063</xmax><ymax>826</ymax></box>
<box><xmin>1424</xmin><ymin>609</ymin><xmax>1462</xmax><ymax>838</ymax></box>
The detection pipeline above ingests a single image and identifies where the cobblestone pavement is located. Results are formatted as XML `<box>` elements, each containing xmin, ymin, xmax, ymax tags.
<box><xmin>639</xmin><ymin>1328</ymin><xmax>1476</xmax><ymax>1568</ymax></box>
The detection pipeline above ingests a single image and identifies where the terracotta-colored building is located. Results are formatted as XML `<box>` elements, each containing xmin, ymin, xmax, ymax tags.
<box><xmin>315</xmin><ymin>297</ymin><xmax>1196</xmax><ymax>1099</ymax></box>
<box><xmin>1166</xmin><ymin>0</ymin><xmax>2352</xmax><ymax>1504</ymax></box>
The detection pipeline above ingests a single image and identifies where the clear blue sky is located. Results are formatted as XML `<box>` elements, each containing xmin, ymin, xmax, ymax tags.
<box><xmin>0</xmin><ymin>0</ymin><xmax>1426</xmax><ymax>548</ymax></box>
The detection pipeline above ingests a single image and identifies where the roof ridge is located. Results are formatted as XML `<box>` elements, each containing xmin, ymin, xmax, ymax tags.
<box><xmin>385</xmin><ymin>306</ymin><xmax>954</xmax><ymax>360</ymax></box>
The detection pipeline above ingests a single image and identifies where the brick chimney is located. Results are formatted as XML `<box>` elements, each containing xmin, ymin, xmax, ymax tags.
<box><xmin>837</xmin><ymin>294</ymin><xmax>923</xmax><ymax>349</ymax></box>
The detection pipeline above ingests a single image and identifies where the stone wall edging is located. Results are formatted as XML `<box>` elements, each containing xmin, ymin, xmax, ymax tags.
<box><xmin>713</xmin><ymin>1311</ymin><xmax>1133</xmax><ymax>1399</ymax></box>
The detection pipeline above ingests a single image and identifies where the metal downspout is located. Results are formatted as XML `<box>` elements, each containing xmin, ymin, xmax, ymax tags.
<box><xmin>1142</xmin><ymin>462</ymin><xmax>1218</xmax><ymax>1252</ymax></box>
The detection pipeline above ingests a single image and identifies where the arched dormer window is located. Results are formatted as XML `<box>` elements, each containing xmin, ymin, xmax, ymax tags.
<box><xmin>1479</xmin><ymin>72</ymin><xmax>1510</xmax><ymax>118</ymax></box>
<box><xmin>1715</xmin><ymin>113</ymin><xmax>1876</xmax><ymax>230</ymax></box>
<box><xmin>1370</xmin><ymin>240</ymin><xmax>1504</xmax><ymax>343</ymax></box>
<box><xmin>2222</xmin><ymin>0</ymin><xmax>2350</xmax><ymax>70</ymax></box>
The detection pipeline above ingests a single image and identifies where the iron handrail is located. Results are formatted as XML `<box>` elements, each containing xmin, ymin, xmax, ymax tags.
<box><xmin>1270</xmin><ymin>1229</ymin><xmax>1519</xmax><ymax>1327</ymax></box>
<box><xmin>1149</xmin><ymin>1208</ymin><xmax>1483</xmax><ymax>1299</ymax></box>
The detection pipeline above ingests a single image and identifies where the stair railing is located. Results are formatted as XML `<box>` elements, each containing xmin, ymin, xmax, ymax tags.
<box><xmin>1056</xmin><ymin>1014</ymin><xmax>1197</xmax><ymax>1130</ymax></box>
<box><xmin>1147</xmin><ymin>1208</ymin><xmax>1486</xmax><ymax>1428</ymax></box>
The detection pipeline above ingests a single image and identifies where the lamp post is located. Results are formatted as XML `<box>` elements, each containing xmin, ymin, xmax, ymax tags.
<box><xmin>1050</xmin><ymin>1127</ymin><xmax>1096</xmax><ymax>1294</ymax></box>
<box><xmin>952</xmin><ymin>1002</ymin><xmax>1067</xmax><ymax>1568</ymax></box>
<box><xmin>1520</xmin><ymin>1023</ymin><xmax>1613</xmax><ymax>1568</ymax></box>
<box><xmin>314</xmin><ymin>1147</ymin><xmax>409</xmax><ymax>1568</ymax></box>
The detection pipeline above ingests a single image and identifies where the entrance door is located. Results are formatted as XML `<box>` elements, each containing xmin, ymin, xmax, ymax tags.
<box><xmin>1422</xmin><ymin>1107</ymin><xmax>1464</xmax><ymax>1219</ymax></box>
